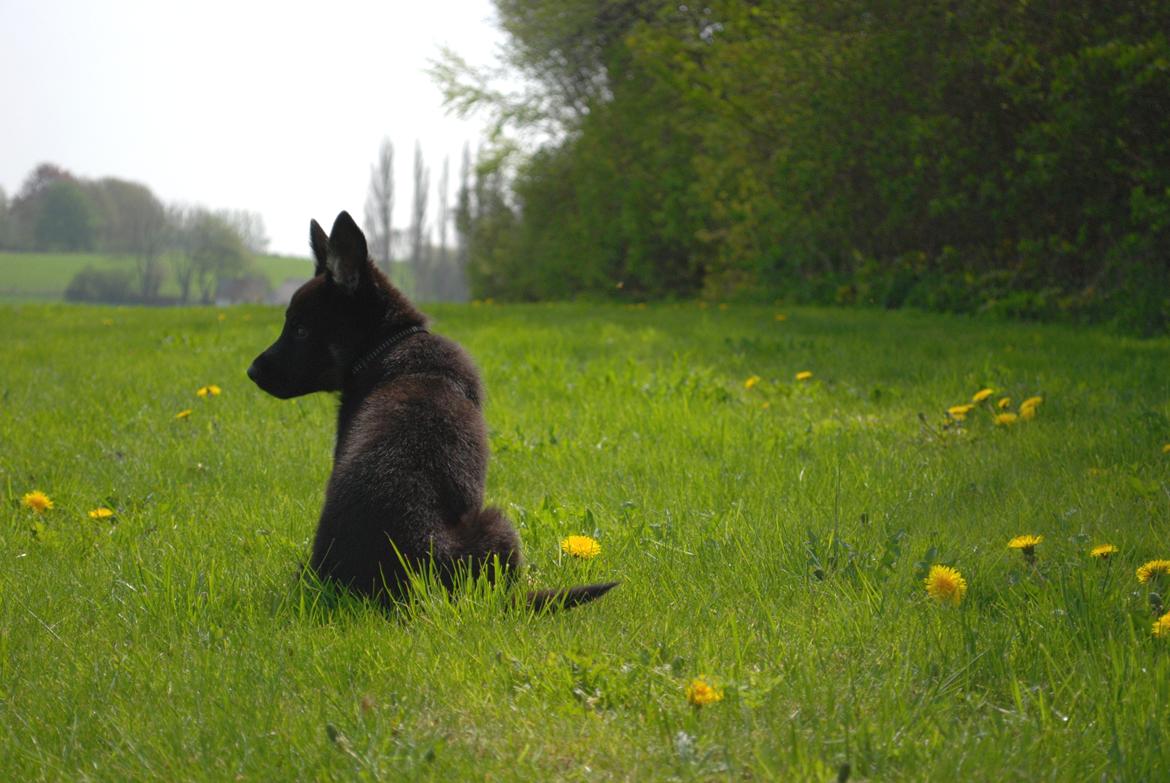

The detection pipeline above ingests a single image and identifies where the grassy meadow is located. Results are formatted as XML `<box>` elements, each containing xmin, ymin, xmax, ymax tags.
<box><xmin>2</xmin><ymin>301</ymin><xmax>1170</xmax><ymax>780</ymax></box>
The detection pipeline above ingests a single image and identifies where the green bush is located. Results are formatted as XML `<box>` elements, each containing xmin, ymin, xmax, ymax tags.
<box><xmin>63</xmin><ymin>265</ymin><xmax>136</xmax><ymax>303</ymax></box>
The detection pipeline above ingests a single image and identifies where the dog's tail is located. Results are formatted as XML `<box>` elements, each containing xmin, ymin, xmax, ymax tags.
<box><xmin>524</xmin><ymin>581</ymin><xmax>619</xmax><ymax>613</ymax></box>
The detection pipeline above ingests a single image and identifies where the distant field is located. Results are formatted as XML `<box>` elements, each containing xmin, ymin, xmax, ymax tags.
<box><xmin>3</xmin><ymin>301</ymin><xmax>1170</xmax><ymax>779</ymax></box>
<box><xmin>0</xmin><ymin>251</ymin><xmax>311</xmax><ymax>302</ymax></box>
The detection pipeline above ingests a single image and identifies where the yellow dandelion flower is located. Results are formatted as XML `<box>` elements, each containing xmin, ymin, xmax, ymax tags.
<box><xmin>1020</xmin><ymin>396</ymin><xmax>1043</xmax><ymax>410</ymax></box>
<box><xmin>924</xmin><ymin>564</ymin><xmax>967</xmax><ymax>606</ymax></box>
<box><xmin>795</xmin><ymin>371</ymin><xmax>813</xmax><ymax>381</ymax></box>
<box><xmin>22</xmin><ymin>490</ymin><xmax>54</xmax><ymax>513</ymax></box>
<box><xmin>972</xmin><ymin>388</ymin><xmax>994</xmax><ymax>403</ymax></box>
<box><xmin>217</xmin><ymin>313</ymin><xmax>227</xmax><ymax>321</ymax></box>
<box><xmin>995</xmin><ymin>412</ymin><xmax>1019</xmax><ymax>426</ymax></box>
<box><xmin>560</xmin><ymin>535</ymin><xmax>601</xmax><ymax>559</ymax></box>
<box><xmin>744</xmin><ymin>375</ymin><xmax>761</xmax><ymax>390</ymax></box>
<box><xmin>197</xmin><ymin>384</ymin><xmax>222</xmax><ymax>398</ymax></box>
<box><xmin>1020</xmin><ymin>405</ymin><xmax>1037</xmax><ymax>421</ymax></box>
<box><xmin>774</xmin><ymin>313</ymin><xmax>788</xmax><ymax>322</ymax></box>
<box><xmin>1162</xmin><ymin>443</ymin><xmax>1170</xmax><ymax>454</ymax></box>
<box><xmin>1154</xmin><ymin>612</ymin><xmax>1170</xmax><ymax>639</ymax></box>
<box><xmin>1008</xmin><ymin>534</ymin><xmax>1043</xmax><ymax>550</ymax></box>
<box><xmin>947</xmin><ymin>404</ymin><xmax>975</xmax><ymax>419</ymax></box>
<box><xmin>1137</xmin><ymin>560</ymin><xmax>1170</xmax><ymax>584</ymax></box>
<box><xmin>1090</xmin><ymin>544</ymin><xmax>1118</xmax><ymax>559</ymax></box>
<box><xmin>685</xmin><ymin>677</ymin><xmax>723</xmax><ymax>707</ymax></box>
<box><xmin>88</xmin><ymin>507</ymin><xmax>115</xmax><ymax>520</ymax></box>
<box><xmin>175</xmin><ymin>409</ymin><xmax>193</xmax><ymax>420</ymax></box>
<box><xmin>997</xmin><ymin>397</ymin><xmax>1012</xmax><ymax>410</ymax></box>
<box><xmin>1008</xmin><ymin>534</ymin><xmax>1042</xmax><ymax>564</ymax></box>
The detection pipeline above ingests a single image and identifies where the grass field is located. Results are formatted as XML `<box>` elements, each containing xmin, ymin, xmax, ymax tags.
<box><xmin>2</xmin><ymin>301</ymin><xmax>1170</xmax><ymax>780</ymax></box>
<box><xmin>0</xmin><ymin>252</ymin><xmax>311</xmax><ymax>302</ymax></box>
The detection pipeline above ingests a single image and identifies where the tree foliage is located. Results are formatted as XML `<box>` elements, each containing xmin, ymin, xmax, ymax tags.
<box><xmin>437</xmin><ymin>1</ymin><xmax>1170</xmax><ymax>331</ymax></box>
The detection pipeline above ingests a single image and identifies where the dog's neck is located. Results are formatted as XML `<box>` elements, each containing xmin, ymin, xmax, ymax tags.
<box><xmin>349</xmin><ymin>324</ymin><xmax>428</xmax><ymax>379</ymax></box>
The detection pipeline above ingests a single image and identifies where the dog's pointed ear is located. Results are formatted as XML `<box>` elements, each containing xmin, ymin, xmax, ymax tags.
<box><xmin>325</xmin><ymin>211</ymin><xmax>370</xmax><ymax>294</ymax></box>
<box><xmin>309</xmin><ymin>219</ymin><xmax>329</xmax><ymax>276</ymax></box>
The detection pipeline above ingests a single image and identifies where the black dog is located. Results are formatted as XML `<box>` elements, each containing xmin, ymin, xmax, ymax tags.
<box><xmin>248</xmin><ymin>211</ymin><xmax>615</xmax><ymax>610</ymax></box>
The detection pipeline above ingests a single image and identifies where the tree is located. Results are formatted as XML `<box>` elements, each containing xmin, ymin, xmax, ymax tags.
<box><xmin>454</xmin><ymin>143</ymin><xmax>473</xmax><ymax>267</ymax></box>
<box><xmin>434</xmin><ymin>154</ymin><xmax>454</xmax><ymax>298</ymax></box>
<box><xmin>409</xmin><ymin>141</ymin><xmax>431</xmax><ymax>299</ymax></box>
<box><xmin>89</xmin><ymin>178</ymin><xmax>170</xmax><ymax>300</ymax></box>
<box><xmin>432</xmin><ymin>0</ymin><xmax>656</xmax><ymax>139</ymax></box>
<box><xmin>452</xmin><ymin>145</ymin><xmax>476</xmax><ymax>301</ymax></box>
<box><xmin>364</xmin><ymin>138</ymin><xmax>395</xmax><ymax>272</ymax></box>
<box><xmin>0</xmin><ymin>186</ymin><xmax>10</xmax><ymax>249</ymax></box>
<box><xmin>436</xmin><ymin>155</ymin><xmax>449</xmax><ymax>268</ymax></box>
<box><xmin>187</xmin><ymin>210</ymin><xmax>249</xmax><ymax>304</ymax></box>
<box><xmin>167</xmin><ymin>206</ymin><xmax>258</xmax><ymax>304</ymax></box>
<box><xmin>168</xmin><ymin>205</ymin><xmax>197</xmax><ymax>304</ymax></box>
<box><xmin>35</xmin><ymin>180</ymin><xmax>96</xmax><ymax>251</ymax></box>
<box><xmin>9</xmin><ymin>163</ymin><xmax>77</xmax><ymax>250</ymax></box>
<box><xmin>464</xmin><ymin>146</ymin><xmax>519</xmax><ymax>298</ymax></box>
<box><xmin>219</xmin><ymin>210</ymin><xmax>269</xmax><ymax>255</ymax></box>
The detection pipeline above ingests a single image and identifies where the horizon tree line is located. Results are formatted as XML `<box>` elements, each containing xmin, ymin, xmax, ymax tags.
<box><xmin>362</xmin><ymin>138</ymin><xmax>471</xmax><ymax>303</ymax></box>
<box><xmin>0</xmin><ymin>162</ymin><xmax>268</xmax><ymax>305</ymax></box>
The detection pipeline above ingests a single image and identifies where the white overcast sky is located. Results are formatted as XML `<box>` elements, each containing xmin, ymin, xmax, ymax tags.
<box><xmin>0</xmin><ymin>0</ymin><xmax>503</xmax><ymax>256</ymax></box>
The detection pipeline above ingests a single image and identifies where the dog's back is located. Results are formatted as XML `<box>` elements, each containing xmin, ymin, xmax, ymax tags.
<box><xmin>314</xmin><ymin>329</ymin><xmax>521</xmax><ymax>596</ymax></box>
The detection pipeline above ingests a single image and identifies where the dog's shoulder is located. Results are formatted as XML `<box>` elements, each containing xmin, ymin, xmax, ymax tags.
<box><xmin>391</xmin><ymin>331</ymin><xmax>484</xmax><ymax>407</ymax></box>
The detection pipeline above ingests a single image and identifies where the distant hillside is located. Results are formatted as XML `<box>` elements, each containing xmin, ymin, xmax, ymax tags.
<box><xmin>0</xmin><ymin>252</ymin><xmax>311</xmax><ymax>303</ymax></box>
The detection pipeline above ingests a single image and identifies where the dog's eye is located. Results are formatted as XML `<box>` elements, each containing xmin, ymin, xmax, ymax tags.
<box><xmin>294</xmin><ymin>325</ymin><xmax>310</xmax><ymax>340</ymax></box>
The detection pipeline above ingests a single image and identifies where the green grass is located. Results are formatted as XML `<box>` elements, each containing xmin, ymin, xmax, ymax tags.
<box><xmin>0</xmin><ymin>252</ymin><xmax>311</xmax><ymax>302</ymax></box>
<box><xmin>2</xmin><ymin>301</ymin><xmax>1170</xmax><ymax>780</ymax></box>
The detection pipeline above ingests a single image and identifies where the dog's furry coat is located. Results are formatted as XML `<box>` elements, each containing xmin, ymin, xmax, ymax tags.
<box><xmin>248</xmin><ymin>211</ymin><xmax>614</xmax><ymax>609</ymax></box>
